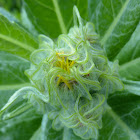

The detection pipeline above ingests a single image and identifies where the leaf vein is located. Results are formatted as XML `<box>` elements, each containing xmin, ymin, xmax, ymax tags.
<box><xmin>0</xmin><ymin>83</ymin><xmax>31</xmax><ymax>90</ymax></box>
<box><xmin>101</xmin><ymin>0</ymin><xmax>130</xmax><ymax>45</ymax></box>
<box><xmin>52</xmin><ymin>0</ymin><xmax>67</xmax><ymax>34</ymax></box>
<box><xmin>0</xmin><ymin>33</ymin><xmax>35</xmax><ymax>52</ymax></box>
<box><xmin>106</xmin><ymin>104</ymin><xmax>139</xmax><ymax>140</ymax></box>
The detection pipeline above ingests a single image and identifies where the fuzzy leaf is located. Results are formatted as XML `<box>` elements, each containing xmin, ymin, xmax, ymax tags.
<box><xmin>115</xmin><ymin>22</ymin><xmax>140</xmax><ymax>65</ymax></box>
<box><xmin>119</xmin><ymin>57</ymin><xmax>140</xmax><ymax>81</ymax></box>
<box><xmin>0</xmin><ymin>87</ymin><xmax>49</xmax><ymax>121</ymax></box>
<box><xmin>89</xmin><ymin>0</ymin><xmax>140</xmax><ymax>60</ymax></box>
<box><xmin>123</xmin><ymin>79</ymin><xmax>140</xmax><ymax>96</ymax></box>
<box><xmin>99</xmin><ymin>92</ymin><xmax>140</xmax><ymax>140</ymax></box>
<box><xmin>0</xmin><ymin>90</ymin><xmax>15</xmax><ymax>110</ymax></box>
<box><xmin>0</xmin><ymin>108</ymin><xmax>41</xmax><ymax>140</ymax></box>
<box><xmin>30</xmin><ymin>114</ymin><xmax>63</xmax><ymax>140</ymax></box>
<box><xmin>0</xmin><ymin>89</ymin><xmax>42</xmax><ymax>140</ymax></box>
<box><xmin>0</xmin><ymin>51</ymin><xmax>30</xmax><ymax>86</ymax></box>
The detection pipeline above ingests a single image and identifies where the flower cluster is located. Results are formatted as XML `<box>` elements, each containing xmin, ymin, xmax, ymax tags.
<box><xmin>24</xmin><ymin>6</ymin><xmax>123</xmax><ymax>139</ymax></box>
<box><xmin>0</xmin><ymin>6</ymin><xmax>124</xmax><ymax>140</ymax></box>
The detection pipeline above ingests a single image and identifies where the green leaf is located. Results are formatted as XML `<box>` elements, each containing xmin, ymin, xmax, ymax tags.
<box><xmin>30</xmin><ymin>114</ymin><xmax>87</xmax><ymax>140</ymax></box>
<box><xmin>0</xmin><ymin>107</ymin><xmax>42</xmax><ymax>140</ymax></box>
<box><xmin>63</xmin><ymin>128</ymin><xmax>86</xmax><ymax>140</ymax></box>
<box><xmin>122</xmin><ymin>79</ymin><xmax>140</xmax><ymax>96</ymax></box>
<box><xmin>0</xmin><ymin>14</ymin><xmax>38</xmax><ymax>60</ymax></box>
<box><xmin>21</xmin><ymin>8</ymin><xmax>38</xmax><ymax>37</ymax></box>
<box><xmin>0</xmin><ymin>90</ymin><xmax>15</xmax><ymax>109</ymax></box>
<box><xmin>30</xmin><ymin>114</ymin><xmax>63</xmax><ymax>140</ymax></box>
<box><xmin>0</xmin><ymin>0</ymin><xmax>21</xmax><ymax>18</ymax></box>
<box><xmin>0</xmin><ymin>87</ymin><xmax>49</xmax><ymax>121</ymax></box>
<box><xmin>89</xmin><ymin>0</ymin><xmax>140</xmax><ymax>60</ymax></box>
<box><xmin>99</xmin><ymin>92</ymin><xmax>140</xmax><ymax>140</ymax></box>
<box><xmin>119</xmin><ymin>57</ymin><xmax>140</xmax><ymax>81</ymax></box>
<box><xmin>0</xmin><ymin>89</ymin><xmax>42</xmax><ymax>140</ymax></box>
<box><xmin>0</xmin><ymin>51</ymin><xmax>30</xmax><ymax>87</ymax></box>
<box><xmin>0</xmin><ymin>7</ymin><xmax>18</xmax><ymax>22</ymax></box>
<box><xmin>115</xmin><ymin>22</ymin><xmax>140</xmax><ymax>64</ymax></box>
<box><xmin>23</xmin><ymin>0</ymin><xmax>88</xmax><ymax>38</ymax></box>
<box><xmin>0</xmin><ymin>118</ymin><xmax>41</xmax><ymax>140</ymax></box>
<box><xmin>88</xmin><ymin>0</ymin><xmax>101</xmax><ymax>19</ymax></box>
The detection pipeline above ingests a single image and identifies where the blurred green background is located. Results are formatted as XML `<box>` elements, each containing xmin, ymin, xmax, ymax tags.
<box><xmin>0</xmin><ymin>0</ymin><xmax>22</xmax><ymax>18</ymax></box>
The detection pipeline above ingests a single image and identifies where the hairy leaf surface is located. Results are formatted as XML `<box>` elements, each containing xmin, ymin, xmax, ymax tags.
<box><xmin>99</xmin><ymin>92</ymin><xmax>140</xmax><ymax>140</ymax></box>
<box><xmin>0</xmin><ymin>51</ymin><xmax>30</xmax><ymax>86</ymax></box>
<box><xmin>89</xmin><ymin>0</ymin><xmax>140</xmax><ymax>60</ymax></box>
<box><xmin>116</xmin><ymin>22</ymin><xmax>140</xmax><ymax>65</ymax></box>
<box><xmin>119</xmin><ymin>57</ymin><xmax>140</xmax><ymax>81</ymax></box>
